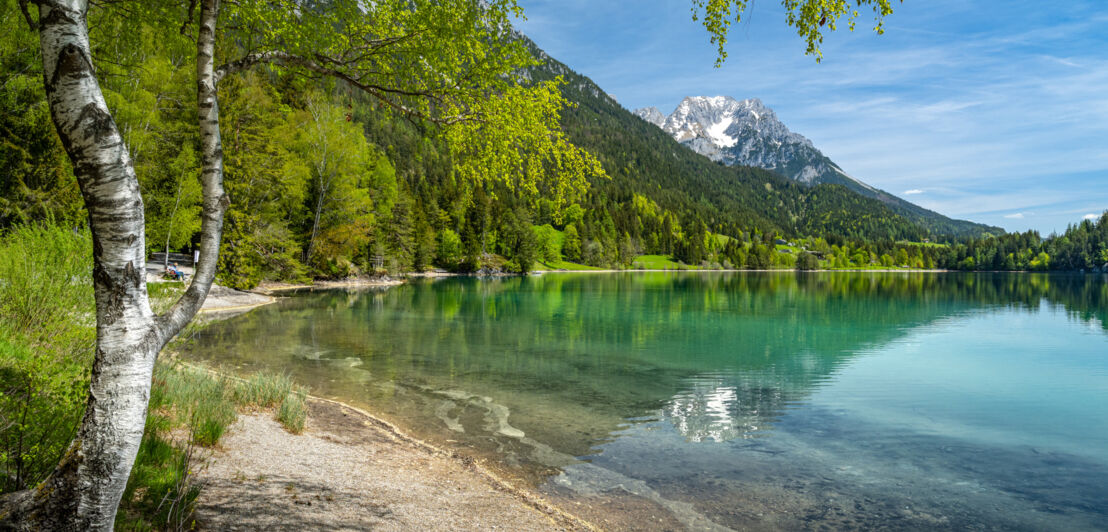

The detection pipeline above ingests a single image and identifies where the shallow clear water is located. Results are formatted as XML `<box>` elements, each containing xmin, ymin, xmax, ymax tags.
<box><xmin>181</xmin><ymin>272</ymin><xmax>1108</xmax><ymax>530</ymax></box>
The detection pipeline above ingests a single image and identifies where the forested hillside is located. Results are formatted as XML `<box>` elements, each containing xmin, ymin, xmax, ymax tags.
<box><xmin>2</xmin><ymin>1</ymin><xmax>1104</xmax><ymax>281</ymax></box>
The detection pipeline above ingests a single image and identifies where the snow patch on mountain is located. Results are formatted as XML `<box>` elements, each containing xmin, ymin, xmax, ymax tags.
<box><xmin>633</xmin><ymin>96</ymin><xmax>873</xmax><ymax>193</ymax></box>
<box><xmin>633</xmin><ymin>106</ymin><xmax>666</xmax><ymax>127</ymax></box>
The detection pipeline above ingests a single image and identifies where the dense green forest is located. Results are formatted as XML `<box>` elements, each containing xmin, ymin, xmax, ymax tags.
<box><xmin>1</xmin><ymin>1</ymin><xmax>1106</xmax><ymax>285</ymax></box>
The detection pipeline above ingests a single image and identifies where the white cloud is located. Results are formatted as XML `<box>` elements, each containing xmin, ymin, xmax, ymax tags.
<box><xmin>904</xmin><ymin>189</ymin><xmax>924</xmax><ymax>195</ymax></box>
<box><xmin>1004</xmin><ymin>213</ymin><xmax>1025</xmax><ymax>219</ymax></box>
<box><xmin>1084</xmin><ymin>213</ymin><xmax>1100</xmax><ymax>220</ymax></box>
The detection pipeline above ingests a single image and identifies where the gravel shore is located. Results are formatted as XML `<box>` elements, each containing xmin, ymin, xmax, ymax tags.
<box><xmin>193</xmin><ymin>398</ymin><xmax>595</xmax><ymax>531</ymax></box>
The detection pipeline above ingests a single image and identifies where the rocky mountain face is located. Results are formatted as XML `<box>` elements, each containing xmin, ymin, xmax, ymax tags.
<box><xmin>634</xmin><ymin>96</ymin><xmax>870</xmax><ymax>190</ymax></box>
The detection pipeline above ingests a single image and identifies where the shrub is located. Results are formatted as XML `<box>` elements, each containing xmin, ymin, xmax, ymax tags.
<box><xmin>796</xmin><ymin>251</ymin><xmax>820</xmax><ymax>271</ymax></box>
<box><xmin>0</xmin><ymin>224</ymin><xmax>94</xmax><ymax>493</ymax></box>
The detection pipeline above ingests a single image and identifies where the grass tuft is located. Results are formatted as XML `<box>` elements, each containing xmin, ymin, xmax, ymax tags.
<box><xmin>277</xmin><ymin>390</ymin><xmax>308</xmax><ymax>434</ymax></box>
<box><xmin>232</xmin><ymin>372</ymin><xmax>294</xmax><ymax>408</ymax></box>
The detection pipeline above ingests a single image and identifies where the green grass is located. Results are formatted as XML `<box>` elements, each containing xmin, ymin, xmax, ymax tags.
<box><xmin>118</xmin><ymin>363</ymin><xmax>310</xmax><ymax>530</ymax></box>
<box><xmin>631</xmin><ymin>255</ymin><xmax>700</xmax><ymax>270</ymax></box>
<box><xmin>147</xmin><ymin>282</ymin><xmax>186</xmax><ymax>313</ymax></box>
<box><xmin>277</xmin><ymin>391</ymin><xmax>308</xmax><ymax>434</ymax></box>
<box><xmin>231</xmin><ymin>372</ymin><xmax>294</xmax><ymax>408</ymax></box>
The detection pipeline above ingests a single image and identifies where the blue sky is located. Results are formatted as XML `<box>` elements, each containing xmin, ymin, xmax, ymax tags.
<box><xmin>513</xmin><ymin>0</ymin><xmax>1108</xmax><ymax>234</ymax></box>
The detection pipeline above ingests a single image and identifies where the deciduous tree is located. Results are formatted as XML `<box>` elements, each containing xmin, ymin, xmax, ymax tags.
<box><xmin>2</xmin><ymin>0</ymin><xmax>599</xmax><ymax>528</ymax></box>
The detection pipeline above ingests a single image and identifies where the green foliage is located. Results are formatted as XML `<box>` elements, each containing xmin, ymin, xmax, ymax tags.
<box><xmin>692</xmin><ymin>0</ymin><xmax>899</xmax><ymax>64</ymax></box>
<box><xmin>0</xmin><ymin>224</ymin><xmax>94</xmax><ymax>493</ymax></box>
<box><xmin>562</xmin><ymin>224</ymin><xmax>583</xmax><ymax>263</ymax></box>
<box><xmin>447</xmin><ymin>80</ymin><xmax>605</xmax><ymax>215</ymax></box>
<box><xmin>436</xmin><ymin>229</ymin><xmax>464</xmax><ymax>270</ymax></box>
<box><xmin>294</xmin><ymin>98</ymin><xmax>385</xmax><ymax>275</ymax></box>
<box><xmin>0</xmin><ymin>331</ymin><xmax>88</xmax><ymax>493</ymax></box>
<box><xmin>534</xmin><ymin>224</ymin><xmax>563</xmax><ymax>263</ymax></box>
<box><xmin>503</xmin><ymin>208</ymin><xmax>539</xmax><ymax>273</ymax></box>
<box><xmin>217</xmin><ymin>74</ymin><xmax>311</xmax><ymax>288</ymax></box>
<box><xmin>0</xmin><ymin>224</ymin><xmax>94</xmax><ymax>336</ymax></box>
<box><xmin>0</xmin><ymin>2</ymin><xmax>83</xmax><ymax>227</ymax></box>
<box><xmin>796</xmin><ymin>251</ymin><xmax>820</xmax><ymax>270</ymax></box>
<box><xmin>98</xmin><ymin>43</ymin><xmax>203</xmax><ymax>259</ymax></box>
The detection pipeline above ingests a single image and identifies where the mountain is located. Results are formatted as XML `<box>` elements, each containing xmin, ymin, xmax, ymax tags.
<box><xmin>518</xmin><ymin>37</ymin><xmax>1000</xmax><ymax>240</ymax></box>
<box><xmin>632</xmin><ymin>96</ymin><xmax>854</xmax><ymax>187</ymax></box>
<box><xmin>633</xmin><ymin>96</ymin><xmax>994</xmax><ymax>237</ymax></box>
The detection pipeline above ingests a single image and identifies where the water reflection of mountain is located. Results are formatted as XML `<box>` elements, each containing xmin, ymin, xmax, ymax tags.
<box><xmin>182</xmin><ymin>272</ymin><xmax>1107</xmax><ymax>463</ymax></box>
<box><xmin>663</xmin><ymin>378</ymin><xmax>774</xmax><ymax>442</ymax></box>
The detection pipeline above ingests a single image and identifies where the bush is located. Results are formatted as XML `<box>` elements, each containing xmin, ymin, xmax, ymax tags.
<box><xmin>0</xmin><ymin>224</ymin><xmax>94</xmax><ymax>493</ymax></box>
<box><xmin>0</xmin><ymin>332</ymin><xmax>88</xmax><ymax>492</ymax></box>
<box><xmin>0</xmin><ymin>224</ymin><xmax>312</xmax><ymax>528</ymax></box>
<box><xmin>796</xmin><ymin>251</ymin><xmax>820</xmax><ymax>271</ymax></box>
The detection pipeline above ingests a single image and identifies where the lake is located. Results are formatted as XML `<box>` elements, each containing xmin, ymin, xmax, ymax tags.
<box><xmin>180</xmin><ymin>272</ymin><xmax>1108</xmax><ymax>531</ymax></box>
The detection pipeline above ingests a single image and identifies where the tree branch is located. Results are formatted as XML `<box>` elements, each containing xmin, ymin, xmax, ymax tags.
<box><xmin>18</xmin><ymin>0</ymin><xmax>35</xmax><ymax>29</ymax></box>
<box><xmin>180</xmin><ymin>0</ymin><xmax>197</xmax><ymax>35</ymax></box>
<box><xmin>214</xmin><ymin>51</ymin><xmax>477</xmax><ymax>126</ymax></box>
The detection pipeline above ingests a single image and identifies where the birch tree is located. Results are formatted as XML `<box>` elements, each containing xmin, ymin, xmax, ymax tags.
<box><xmin>1</xmin><ymin>0</ymin><xmax>600</xmax><ymax>528</ymax></box>
<box><xmin>296</xmin><ymin>98</ymin><xmax>377</xmax><ymax>273</ymax></box>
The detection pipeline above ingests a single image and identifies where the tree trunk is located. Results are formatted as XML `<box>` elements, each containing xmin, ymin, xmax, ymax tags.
<box><xmin>0</xmin><ymin>1</ymin><xmax>159</xmax><ymax>529</ymax></box>
<box><xmin>164</xmin><ymin>180</ymin><xmax>184</xmax><ymax>272</ymax></box>
<box><xmin>303</xmin><ymin>102</ymin><xmax>330</xmax><ymax>266</ymax></box>
<box><xmin>1</xmin><ymin>1</ymin><xmax>228</xmax><ymax>529</ymax></box>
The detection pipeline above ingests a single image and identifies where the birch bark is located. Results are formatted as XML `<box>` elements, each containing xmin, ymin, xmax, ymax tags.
<box><xmin>1</xmin><ymin>0</ymin><xmax>228</xmax><ymax>529</ymax></box>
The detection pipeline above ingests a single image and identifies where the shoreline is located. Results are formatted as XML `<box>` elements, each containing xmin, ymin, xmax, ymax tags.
<box><xmin>192</xmin><ymin>267</ymin><xmax>1048</xmax><ymax>315</ymax></box>
<box><xmin>532</xmin><ymin>267</ymin><xmax>957</xmax><ymax>274</ymax></box>
<box><xmin>178</xmin><ymin>358</ymin><xmax>599</xmax><ymax>530</ymax></box>
<box><xmin>174</xmin><ymin>308</ymin><xmax>601</xmax><ymax>531</ymax></box>
<box><xmin>175</xmin><ymin>268</ymin><xmax>1082</xmax><ymax>530</ymax></box>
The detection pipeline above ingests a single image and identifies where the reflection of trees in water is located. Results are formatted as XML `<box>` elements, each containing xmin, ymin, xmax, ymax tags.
<box><xmin>184</xmin><ymin>272</ymin><xmax>1108</xmax><ymax>453</ymax></box>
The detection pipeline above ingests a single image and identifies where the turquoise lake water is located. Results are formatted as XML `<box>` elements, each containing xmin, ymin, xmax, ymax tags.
<box><xmin>181</xmin><ymin>272</ymin><xmax>1108</xmax><ymax>530</ymax></box>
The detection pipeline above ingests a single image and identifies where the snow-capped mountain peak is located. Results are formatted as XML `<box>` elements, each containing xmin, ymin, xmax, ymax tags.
<box><xmin>634</xmin><ymin>96</ymin><xmax>848</xmax><ymax>187</ymax></box>
<box><xmin>633</xmin><ymin>106</ymin><xmax>665</xmax><ymax>127</ymax></box>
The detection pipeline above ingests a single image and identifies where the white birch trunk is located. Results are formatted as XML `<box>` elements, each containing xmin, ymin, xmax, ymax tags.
<box><xmin>1</xmin><ymin>0</ymin><xmax>229</xmax><ymax>529</ymax></box>
<box><xmin>164</xmin><ymin>181</ymin><xmax>184</xmax><ymax>272</ymax></box>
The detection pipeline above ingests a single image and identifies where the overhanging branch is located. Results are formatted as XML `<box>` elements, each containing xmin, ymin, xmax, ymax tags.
<box><xmin>214</xmin><ymin>50</ymin><xmax>477</xmax><ymax>126</ymax></box>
